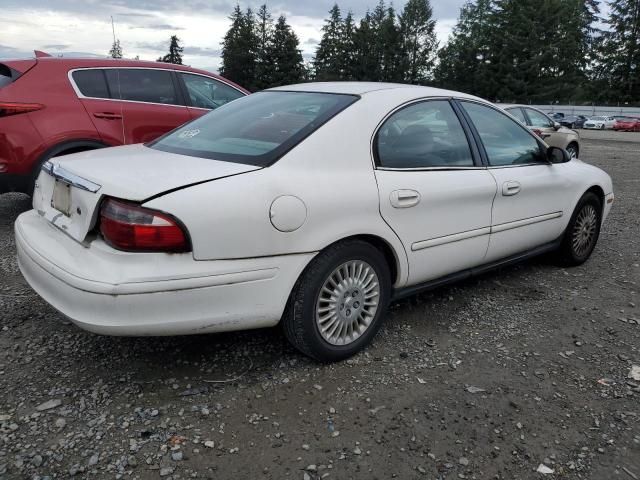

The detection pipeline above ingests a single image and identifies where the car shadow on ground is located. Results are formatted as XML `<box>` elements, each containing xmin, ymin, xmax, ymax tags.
<box><xmin>38</xmin><ymin>253</ymin><xmax>558</xmax><ymax>385</ymax></box>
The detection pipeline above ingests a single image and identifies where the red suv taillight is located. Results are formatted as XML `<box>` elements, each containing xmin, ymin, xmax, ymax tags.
<box><xmin>99</xmin><ymin>198</ymin><xmax>190</xmax><ymax>253</ymax></box>
<box><xmin>0</xmin><ymin>102</ymin><xmax>44</xmax><ymax>117</ymax></box>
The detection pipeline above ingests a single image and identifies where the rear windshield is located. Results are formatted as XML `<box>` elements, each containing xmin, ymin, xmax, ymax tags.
<box><xmin>0</xmin><ymin>64</ymin><xmax>15</xmax><ymax>88</ymax></box>
<box><xmin>150</xmin><ymin>91</ymin><xmax>358</xmax><ymax>166</ymax></box>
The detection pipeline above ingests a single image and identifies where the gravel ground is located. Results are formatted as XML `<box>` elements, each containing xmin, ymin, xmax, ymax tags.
<box><xmin>0</xmin><ymin>136</ymin><xmax>638</xmax><ymax>480</ymax></box>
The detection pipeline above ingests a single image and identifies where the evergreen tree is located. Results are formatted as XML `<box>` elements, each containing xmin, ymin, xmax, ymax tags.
<box><xmin>434</xmin><ymin>0</ymin><xmax>495</xmax><ymax>96</ymax></box>
<box><xmin>597</xmin><ymin>0</ymin><xmax>640</xmax><ymax>102</ymax></box>
<box><xmin>399</xmin><ymin>0</ymin><xmax>438</xmax><ymax>83</ymax></box>
<box><xmin>351</xmin><ymin>11</ymin><xmax>378</xmax><ymax>80</ymax></box>
<box><xmin>109</xmin><ymin>39</ymin><xmax>123</xmax><ymax>59</ymax></box>
<box><xmin>271</xmin><ymin>15</ymin><xmax>305</xmax><ymax>86</ymax></box>
<box><xmin>314</xmin><ymin>4</ymin><xmax>346</xmax><ymax>80</ymax></box>
<box><xmin>435</xmin><ymin>0</ymin><xmax>600</xmax><ymax>103</ymax></box>
<box><xmin>368</xmin><ymin>0</ymin><xmax>388</xmax><ymax>81</ymax></box>
<box><xmin>220</xmin><ymin>6</ymin><xmax>259</xmax><ymax>91</ymax></box>
<box><xmin>157</xmin><ymin>35</ymin><xmax>184</xmax><ymax>64</ymax></box>
<box><xmin>254</xmin><ymin>4</ymin><xmax>276</xmax><ymax>89</ymax></box>
<box><xmin>340</xmin><ymin>11</ymin><xmax>357</xmax><ymax>79</ymax></box>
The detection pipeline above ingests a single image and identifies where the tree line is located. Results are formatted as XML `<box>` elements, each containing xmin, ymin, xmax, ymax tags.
<box><xmin>113</xmin><ymin>0</ymin><xmax>640</xmax><ymax>104</ymax></box>
<box><xmin>435</xmin><ymin>0</ymin><xmax>640</xmax><ymax>104</ymax></box>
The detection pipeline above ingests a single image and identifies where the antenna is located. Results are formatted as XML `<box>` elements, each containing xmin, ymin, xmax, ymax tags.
<box><xmin>111</xmin><ymin>16</ymin><xmax>116</xmax><ymax>44</ymax></box>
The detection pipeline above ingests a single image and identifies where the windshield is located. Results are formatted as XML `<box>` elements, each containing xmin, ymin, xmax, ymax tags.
<box><xmin>150</xmin><ymin>91</ymin><xmax>358</xmax><ymax>166</ymax></box>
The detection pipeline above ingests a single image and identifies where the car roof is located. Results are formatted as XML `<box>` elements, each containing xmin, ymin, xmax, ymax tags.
<box><xmin>500</xmin><ymin>104</ymin><xmax>542</xmax><ymax>110</ymax></box>
<box><xmin>33</xmin><ymin>56</ymin><xmax>210</xmax><ymax>73</ymax></box>
<box><xmin>268</xmin><ymin>81</ymin><xmax>482</xmax><ymax>100</ymax></box>
<box><xmin>3</xmin><ymin>56</ymin><xmax>250</xmax><ymax>93</ymax></box>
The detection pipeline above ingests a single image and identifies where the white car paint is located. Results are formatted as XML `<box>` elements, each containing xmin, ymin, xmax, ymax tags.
<box><xmin>583</xmin><ymin>116</ymin><xmax>616</xmax><ymax>130</ymax></box>
<box><xmin>15</xmin><ymin>82</ymin><xmax>614</xmax><ymax>340</ymax></box>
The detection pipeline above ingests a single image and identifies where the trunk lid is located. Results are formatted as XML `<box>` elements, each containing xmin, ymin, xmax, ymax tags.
<box><xmin>32</xmin><ymin>144</ymin><xmax>261</xmax><ymax>242</ymax></box>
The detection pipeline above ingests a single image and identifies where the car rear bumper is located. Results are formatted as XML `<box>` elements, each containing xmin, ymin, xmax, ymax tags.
<box><xmin>16</xmin><ymin>210</ymin><xmax>315</xmax><ymax>336</ymax></box>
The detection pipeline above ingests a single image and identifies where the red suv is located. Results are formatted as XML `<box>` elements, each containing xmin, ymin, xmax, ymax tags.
<box><xmin>0</xmin><ymin>54</ymin><xmax>248</xmax><ymax>194</ymax></box>
<box><xmin>612</xmin><ymin>116</ymin><xmax>640</xmax><ymax>132</ymax></box>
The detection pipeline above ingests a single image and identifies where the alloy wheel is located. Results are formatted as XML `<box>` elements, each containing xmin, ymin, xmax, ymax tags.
<box><xmin>315</xmin><ymin>260</ymin><xmax>380</xmax><ymax>346</ymax></box>
<box><xmin>571</xmin><ymin>204</ymin><xmax>598</xmax><ymax>257</ymax></box>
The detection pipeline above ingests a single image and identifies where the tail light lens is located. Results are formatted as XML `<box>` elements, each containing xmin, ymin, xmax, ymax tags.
<box><xmin>100</xmin><ymin>198</ymin><xmax>190</xmax><ymax>253</ymax></box>
<box><xmin>532</xmin><ymin>128</ymin><xmax>544</xmax><ymax>138</ymax></box>
<box><xmin>0</xmin><ymin>102</ymin><xmax>44</xmax><ymax>117</ymax></box>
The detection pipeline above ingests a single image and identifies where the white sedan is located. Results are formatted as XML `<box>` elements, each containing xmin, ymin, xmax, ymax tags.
<box><xmin>16</xmin><ymin>83</ymin><xmax>614</xmax><ymax>362</ymax></box>
<box><xmin>583</xmin><ymin>116</ymin><xmax>616</xmax><ymax>130</ymax></box>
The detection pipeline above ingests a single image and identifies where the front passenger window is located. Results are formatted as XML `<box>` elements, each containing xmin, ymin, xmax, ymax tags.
<box><xmin>461</xmin><ymin>101</ymin><xmax>545</xmax><ymax>166</ymax></box>
<box><xmin>181</xmin><ymin>73</ymin><xmax>244</xmax><ymax>110</ymax></box>
<box><xmin>376</xmin><ymin>100</ymin><xmax>474</xmax><ymax>168</ymax></box>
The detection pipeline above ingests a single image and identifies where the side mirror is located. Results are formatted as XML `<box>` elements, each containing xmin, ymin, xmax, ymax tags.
<box><xmin>547</xmin><ymin>146</ymin><xmax>570</xmax><ymax>163</ymax></box>
<box><xmin>553</xmin><ymin>122</ymin><xmax>562</xmax><ymax>130</ymax></box>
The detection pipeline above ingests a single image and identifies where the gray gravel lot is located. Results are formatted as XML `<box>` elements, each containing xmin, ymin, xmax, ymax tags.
<box><xmin>0</xmin><ymin>135</ymin><xmax>639</xmax><ymax>479</ymax></box>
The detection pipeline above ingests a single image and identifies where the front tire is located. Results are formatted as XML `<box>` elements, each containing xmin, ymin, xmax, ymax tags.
<box><xmin>566</xmin><ymin>143</ymin><xmax>579</xmax><ymax>159</ymax></box>
<box><xmin>557</xmin><ymin>192</ymin><xmax>602</xmax><ymax>266</ymax></box>
<box><xmin>282</xmin><ymin>240</ymin><xmax>391</xmax><ymax>362</ymax></box>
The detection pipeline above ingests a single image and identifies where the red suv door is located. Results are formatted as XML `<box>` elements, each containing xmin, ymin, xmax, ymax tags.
<box><xmin>105</xmin><ymin>68</ymin><xmax>191</xmax><ymax>143</ymax></box>
<box><xmin>70</xmin><ymin>69</ymin><xmax>125</xmax><ymax>145</ymax></box>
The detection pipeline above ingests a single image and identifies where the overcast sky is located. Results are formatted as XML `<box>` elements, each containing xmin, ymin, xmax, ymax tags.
<box><xmin>0</xmin><ymin>0</ymin><xmax>466</xmax><ymax>72</ymax></box>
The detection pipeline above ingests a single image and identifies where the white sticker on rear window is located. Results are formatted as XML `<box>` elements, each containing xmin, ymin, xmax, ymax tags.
<box><xmin>179</xmin><ymin>129</ymin><xmax>200</xmax><ymax>139</ymax></box>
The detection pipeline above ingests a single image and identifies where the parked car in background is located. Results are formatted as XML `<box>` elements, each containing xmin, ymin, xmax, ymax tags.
<box><xmin>559</xmin><ymin>115</ymin><xmax>588</xmax><ymax>129</ymax></box>
<box><xmin>583</xmin><ymin>116</ymin><xmax>616</xmax><ymax>130</ymax></box>
<box><xmin>548</xmin><ymin>112</ymin><xmax>565</xmax><ymax>120</ymax></box>
<box><xmin>0</xmin><ymin>52</ymin><xmax>247</xmax><ymax>195</ymax></box>
<box><xmin>503</xmin><ymin>105</ymin><xmax>581</xmax><ymax>158</ymax></box>
<box><xmin>612</xmin><ymin>116</ymin><xmax>640</xmax><ymax>132</ymax></box>
<box><xmin>16</xmin><ymin>83</ymin><xmax>613</xmax><ymax>361</ymax></box>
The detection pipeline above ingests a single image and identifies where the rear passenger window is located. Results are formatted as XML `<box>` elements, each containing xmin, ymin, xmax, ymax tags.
<box><xmin>376</xmin><ymin>100</ymin><xmax>474</xmax><ymax>168</ymax></box>
<box><xmin>106</xmin><ymin>69</ymin><xmax>179</xmax><ymax>105</ymax></box>
<box><xmin>461</xmin><ymin>101</ymin><xmax>545</xmax><ymax>166</ymax></box>
<box><xmin>72</xmin><ymin>70</ymin><xmax>110</xmax><ymax>99</ymax></box>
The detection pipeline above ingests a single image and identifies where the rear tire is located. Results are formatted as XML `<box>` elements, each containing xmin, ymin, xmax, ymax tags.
<box><xmin>282</xmin><ymin>240</ymin><xmax>391</xmax><ymax>362</ymax></box>
<box><xmin>557</xmin><ymin>192</ymin><xmax>602</xmax><ymax>266</ymax></box>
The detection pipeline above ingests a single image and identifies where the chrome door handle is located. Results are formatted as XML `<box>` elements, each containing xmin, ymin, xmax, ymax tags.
<box><xmin>502</xmin><ymin>181</ymin><xmax>521</xmax><ymax>196</ymax></box>
<box><xmin>390</xmin><ymin>189</ymin><xmax>421</xmax><ymax>208</ymax></box>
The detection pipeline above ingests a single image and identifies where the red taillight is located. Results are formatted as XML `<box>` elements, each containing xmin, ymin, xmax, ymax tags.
<box><xmin>0</xmin><ymin>102</ymin><xmax>44</xmax><ymax>117</ymax></box>
<box><xmin>99</xmin><ymin>198</ymin><xmax>190</xmax><ymax>253</ymax></box>
<box><xmin>532</xmin><ymin>128</ymin><xmax>544</xmax><ymax>138</ymax></box>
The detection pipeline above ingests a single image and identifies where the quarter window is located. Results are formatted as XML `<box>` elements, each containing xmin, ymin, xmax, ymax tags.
<box><xmin>180</xmin><ymin>73</ymin><xmax>244</xmax><ymax>109</ymax></box>
<box><xmin>376</xmin><ymin>100</ymin><xmax>474</xmax><ymax>168</ymax></box>
<box><xmin>105</xmin><ymin>69</ymin><xmax>179</xmax><ymax>105</ymax></box>
<box><xmin>72</xmin><ymin>70</ymin><xmax>110</xmax><ymax>99</ymax></box>
<box><xmin>525</xmin><ymin>108</ymin><xmax>554</xmax><ymax>128</ymax></box>
<box><xmin>461</xmin><ymin>101</ymin><xmax>545</xmax><ymax>166</ymax></box>
<box><xmin>506</xmin><ymin>107</ymin><xmax>527</xmax><ymax>124</ymax></box>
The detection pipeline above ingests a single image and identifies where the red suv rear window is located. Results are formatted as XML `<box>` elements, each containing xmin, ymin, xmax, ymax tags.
<box><xmin>0</xmin><ymin>64</ymin><xmax>16</xmax><ymax>88</ymax></box>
